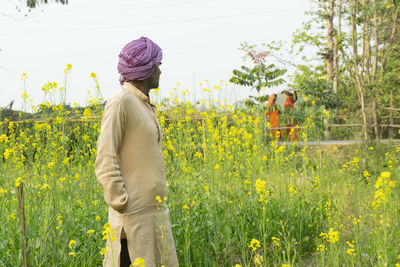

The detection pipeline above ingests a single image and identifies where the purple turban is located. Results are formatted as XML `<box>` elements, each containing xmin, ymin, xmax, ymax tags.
<box><xmin>118</xmin><ymin>37</ymin><xmax>162</xmax><ymax>85</ymax></box>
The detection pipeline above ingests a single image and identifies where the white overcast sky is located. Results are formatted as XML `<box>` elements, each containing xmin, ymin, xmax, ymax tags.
<box><xmin>0</xmin><ymin>0</ymin><xmax>312</xmax><ymax>110</ymax></box>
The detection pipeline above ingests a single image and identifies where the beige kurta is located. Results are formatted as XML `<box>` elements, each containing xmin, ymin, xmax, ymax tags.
<box><xmin>95</xmin><ymin>82</ymin><xmax>179</xmax><ymax>267</ymax></box>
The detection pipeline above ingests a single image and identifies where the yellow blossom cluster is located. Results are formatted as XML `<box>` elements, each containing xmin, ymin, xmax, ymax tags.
<box><xmin>372</xmin><ymin>171</ymin><xmax>397</xmax><ymax>208</ymax></box>
<box><xmin>319</xmin><ymin>228</ymin><xmax>340</xmax><ymax>244</ymax></box>
<box><xmin>249</xmin><ymin>239</ymin><xmax>261</xmax><ymax>251</ymax></box>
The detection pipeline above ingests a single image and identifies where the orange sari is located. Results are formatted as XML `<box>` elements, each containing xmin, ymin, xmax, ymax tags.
<box><xmin>284</xmin><ymin>95</ymin><xmax>299</xmax><ymax>141</ymax></box>
<box><xmin>265</xmin><ymin>95</ymin><xmax>282</xmax><ymax>139</ymax></box>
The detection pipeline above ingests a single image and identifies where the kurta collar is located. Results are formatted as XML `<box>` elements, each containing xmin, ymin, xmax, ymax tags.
<box><xmin>123</xmin><ymin>82</ymin><xmax>153</xmax><ymax>106</ymax></box>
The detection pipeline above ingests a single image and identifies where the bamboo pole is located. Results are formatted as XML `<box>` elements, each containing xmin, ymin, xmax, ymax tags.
<box><xmin>7</xmin><ymin>116</ymin><xmax>102</xmax><ymax>124</ymax></box>
<box><xmin>267</xmin><ymin>126</ymin><xmax>308</xmax><ymax>130</ymax></box>
<box><xmin>323</xmin><ymin>111</ymin><xmax>331</xmax><ymax>140</ymax></box>
<box><xmin>379</xmin><ymin>116</ymin><xmax>400</xmax><ymax>119</ymax></box>
<box><xmin>201</xmin><ymin>118</ymin><xmax>206</xmax><ymax>159</ymax></box>
<box><xmin>389</xmin><ymin>91</ymin><xmax>394</xmax><ymax>140</ymax></box>
<box><xmin>264</xmin><ymin>117</ymin><xmax>268</xmax><ymax>143</ymax></box>
<box><xmin>377</xmin><ymin>106</ymin><xmax>400</xmax><ymax>112</ymax></box>
<box><xmin>269</xmin><ymin>124</ymin><xmax>398</xmax><ymax>129</ymax></box>
<box><xmin>17</xmin><ymin>182</ymin><xmax>29</xmax><ymax>267</ymax></box>
<box><xmin>378</xmin><ymin>124</ymin><xmax>400</xmax><ymax>128</ymax></box>
<box><xmin>267</xmin><ymin>124</ymin><xmax>365</xmax><ymax>130</ymax></box>
<box><xmin>373</xmin><ymin>99</ymin><xmax>380</xmax><ymax>141</ymax></box>
<box><xmin>320</xmin><ymin>124</ymin><xmax>364</xmax><ymax>127</ymax></box>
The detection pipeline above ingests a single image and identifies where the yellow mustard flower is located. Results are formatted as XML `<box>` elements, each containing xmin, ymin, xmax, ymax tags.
<box><xmin>249</xmin><ymin>239</ymin><xmax>261</xmax><ymax>251</ymax></box>
<box><xmin>68</xmin><ymin>240</ymin><xmax>76</xmax><ymax>249</ymax></box>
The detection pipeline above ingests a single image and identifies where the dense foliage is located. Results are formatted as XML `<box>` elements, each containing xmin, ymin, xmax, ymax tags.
<box><xmin>23</xmin><ymin>0</ymin><xmax>68</xmax><ymax>8</ymax></box>
<box><xmin>290</xmin><ymin>0</ymin><xmax>400</xmax><ymax>140</ymax></box>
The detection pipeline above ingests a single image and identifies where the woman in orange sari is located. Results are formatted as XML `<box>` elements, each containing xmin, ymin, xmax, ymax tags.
<box><xmin>264</xmin><ymin>94</ymin><xmax>282</xmax><ymax>139</ymax></box>
<box><xmin>283</xmin><ymin>90</ymin><xmax>299</xmax><ymax>141</ymax></box>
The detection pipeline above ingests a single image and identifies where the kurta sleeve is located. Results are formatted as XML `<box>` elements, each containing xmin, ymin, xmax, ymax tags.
<box><xmin>95</xmin><ymin>98</ymin><xmax>128</xmax><ymax>212</ymax></box>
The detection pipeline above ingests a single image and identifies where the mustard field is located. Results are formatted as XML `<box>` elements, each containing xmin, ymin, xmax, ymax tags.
<box><xmin>1</xmin><ymin>78</ymin><xmax>400</xmax><ymax>266</ymax></box>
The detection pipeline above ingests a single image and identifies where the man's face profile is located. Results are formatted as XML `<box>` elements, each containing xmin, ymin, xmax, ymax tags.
<box><xmin>149</xmin><ymin>65</ymin><xmax>161</xmax><ymax>89</ymax></box>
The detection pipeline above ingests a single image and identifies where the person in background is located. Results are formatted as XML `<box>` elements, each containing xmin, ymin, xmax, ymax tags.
<box><xmin>95</xmin><ymin>37</ymin><xmax>179</xmax><ymax>267</ymax></box>
<box><xmin>282</xmin><ymin>90</ymin><xmax>299</xmax><ymax>141</ymax></box>
<box><xmin>264</xmin><ymin>93</ymin><xmax>283</xmax><ymax>139</ymax></box>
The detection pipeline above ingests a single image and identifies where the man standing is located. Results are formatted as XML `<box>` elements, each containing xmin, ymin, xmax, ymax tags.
<box><xmin>95</xmin><ymin>37</ymin><xmax>179</xmax><ymax>267</ymax></box>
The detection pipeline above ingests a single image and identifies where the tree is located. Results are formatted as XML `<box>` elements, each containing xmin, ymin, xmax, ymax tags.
<box><xmin>291</xmin><ymin>0</ymin><xmax>400</xmax><ymax>141</ymax></box>
<box><xmin>23</xmin><ymin>0</ymin><xmax>68</xmax><ymax>8</ymax></box>
<box><xmin>230</xmin><ymin>43</ymin><xmax>287</xmax><ymax>108</ymax></box>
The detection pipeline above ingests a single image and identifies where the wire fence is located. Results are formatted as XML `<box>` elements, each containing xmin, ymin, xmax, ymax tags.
<box><xmin>1</xmin><ymin>98</ymin><xmax>399</xmax><ymax>142</ymax></box>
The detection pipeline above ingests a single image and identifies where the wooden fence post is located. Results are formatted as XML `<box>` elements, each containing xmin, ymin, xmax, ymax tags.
<box><xmin>263</xmin><ymin>117</ymin><xmax>269</xmax><ymax>143</ymax></box>
<box><xmin>201</xmin><ymin>117</ymin><xmax>206</xmax><ymax>159</ymax></box>
<box><xmin>17</xmin><ymin>182</ymin><xmax>29</xmax><ymax>267</ymax></box>
<box><xmin>389</xmin><ymin>90</ymin><xmax>394</xmax><ymax>141</ymax></box>
<box><xmin>323</xmin><ymin>110</ymin><xmax>331</xmax><ymax>140</ymax></box>
<box><xmin>373</xmin><ymin>99</ymin><xmax>380</xmax><ymax>141</ymax></box>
